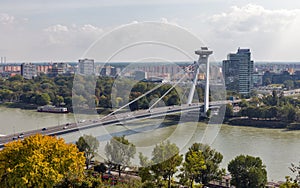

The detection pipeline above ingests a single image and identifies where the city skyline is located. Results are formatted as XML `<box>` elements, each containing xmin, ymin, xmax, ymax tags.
<box><xmin>1</xmin><ymin>1</ymin><xmax>300</xmax><ymax>62</ymax></box>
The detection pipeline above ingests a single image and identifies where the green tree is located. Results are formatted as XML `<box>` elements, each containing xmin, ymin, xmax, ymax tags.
<box><xmin>138</xmin><ymin>152</ymin><xmax>154</xmax><ymax>183</ymax></box>
<box><xmin>180</xmin><ymin>144</ymin><xmax>206</xmax><ymax>187</ymax></box>
<box><xmin>8</xmin><ymin>74</ymin><xmax>24</xmax><ymax>82</ymax></box>
<box><xmin>36</xmin><ymin>93</ymin><xmax>51</xmax><ymax>105</ymax></box>
<box><xmin>0</xmin><ymin>134</ymin><xmax>85</xmax><ymax>187</ymax></box>
<box><xmin>115</xmin><ymin>97</ymin><xmax>123</xmax><ymax>107</ymax></box>
<box><xmin>166</xmin><ymin>94</ymin><xmax>180</xmax><ymax>106</ymax></box>
<box><xmin>228</xmin><ymin>155</ymin><xmax>267</xmax><ymax>188</ymax></box>
<box><xmin>151</xmin><ymin>140</ymin><xmax>183</xmax><ymax>188</ymax></box>
<box><xmin>188</xmin><ymin>143</ymin><xmax>224</xmax><ymax>185</ymax></box>
<box><xmin>105</xmin><ymin>136</ymin><xmax>136</xmax><ymax>177</ymax></box>
<box><xmin>76</xmin><ymin>135</ymin><xmax>100</xmax><ymax>169</ymax></box>
<box><xmin>240</xmin><ymin>99</ymin><xmax>250</xmax><ymax>108</ymax></box>
<box><xmin>98</xmin><ymin>95</ymin><xmax>109</xmax><ymax>108</ymax></box>
<box><xmin>244</xmin><ymin>106</ymin><xmax>259</xmax><ymax>119</ymax></box>
<box><xmin>0</xmin><ymin>89</ymin><xmax>14</xmax><ymax>101</ymax></box>
<box><xmin>225</xmin><ymin>104</ymin><xmax>234</xmax><ymax>118</ymax></box>
<box><xmin>279</xmin><ymin>162</ymin><xmax>300</xmax><ymax>187</ymax></box>
<box><xmin>279</xmin><ymin>104</ymin><xmax>297</xmax><ymax>122</ymax></box>
<box><xmin>73</xmin><ymin>95</ymin><xmax>88</xmax><ymax>107</ymax></box>
<box><xmin>280</xmin><ymin>176</ymin><xmax>300</xmax><ymax>188</ymax></box>
<box><xmin>54</xmin><ymin>95</ymin><xmax>64</xmax><ymax>106</ymax></box>
<box><xmin>284</xmin><ymin>80</ymin><xmax>295</xmax><ymax>90</ymax></box>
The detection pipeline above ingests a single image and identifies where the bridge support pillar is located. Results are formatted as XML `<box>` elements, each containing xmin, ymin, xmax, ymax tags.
<box><xmin>187</xmin><ymin>47</ymin><xmax>213</xmax><ymax>115</ymax></box>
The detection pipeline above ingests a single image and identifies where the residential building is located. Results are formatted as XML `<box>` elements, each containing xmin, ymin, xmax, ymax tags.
<box><xmin>21</xmin><ymin>63</ymin><xmax>37</xmax><ymax>79</ymax></box>
<box><xmin>222</xmin><ymin>48</ymin><xmax>254</xmax><ymax>95</ymax></box>
<box><xmin>48</xmin><ymin>63</ymin><xmax>67</xmax><ymax>77</ymax></box>
<box><xmin>78</xmin><ymin>59</ymin><xmax>95</xmax><ymax>75</ymax></box>
<box><xmin>134</xmin><ymin>70</ymin><xmax>147</xmax><ymax>80</ymax></box>
<box><xmin>36</xmin><ymin>64</ymin><xmax>52</xmax><ymax>75</ymax></box>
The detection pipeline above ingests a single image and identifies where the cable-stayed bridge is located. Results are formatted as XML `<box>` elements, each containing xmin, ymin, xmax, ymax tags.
<box><xmin>0</xmin><ymin>47</ymin><xmax>233</xmax><ymax>148</ymax></box>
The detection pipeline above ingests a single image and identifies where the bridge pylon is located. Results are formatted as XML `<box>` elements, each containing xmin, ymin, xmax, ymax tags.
<box><xmin>187</xmin><ymin>47</ymin><xmax>213</xmax><ymax>115</ymax></box>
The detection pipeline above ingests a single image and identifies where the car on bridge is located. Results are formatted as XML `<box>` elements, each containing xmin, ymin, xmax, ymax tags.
<box><xmin>18</xmin><ymin>133</ymin><xmax>24</xmax><ymax>138</ymax></box>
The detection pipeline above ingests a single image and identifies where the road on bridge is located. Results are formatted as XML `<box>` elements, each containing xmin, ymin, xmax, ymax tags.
<box><xmin>0</xmin><ymin>100</ymin><xmax>234</xmax><ymax>148</ymax></box>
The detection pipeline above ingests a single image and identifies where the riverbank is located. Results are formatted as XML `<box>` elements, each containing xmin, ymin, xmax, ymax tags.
<box><xmin>0</xmin><ymin>102</ymin><xmax>38</xmax><ymax>110</ymax></box>
<box><xmin>226</xmin><ymin>117</ymin><xmax>294</xmax><ymax>129</ymax></box>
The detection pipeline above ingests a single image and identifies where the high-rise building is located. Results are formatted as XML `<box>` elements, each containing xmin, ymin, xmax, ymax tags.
<box><xmin>21</xmin><ymin>63</ymin><xmax>37</xmax><ymax>79</ymax></box>
<box><xmin>222</xmin><ymin>48</ymin><xmax>254</xmax><ymax>95</ymax></box>
<box><xmin>78</xmin><ymin>59</ymin><xmax>95</xmax><ymax>75</ymax></box>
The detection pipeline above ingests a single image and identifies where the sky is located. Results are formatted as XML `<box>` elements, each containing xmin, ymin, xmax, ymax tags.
<box><xmin>1</xmin><ymin>0</ymin><xmax>300</xmax><ymax>62</ymax></box>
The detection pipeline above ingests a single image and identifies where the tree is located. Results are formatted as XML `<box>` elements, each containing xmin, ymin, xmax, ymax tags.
<box><xmin>151</xmin><ymin>140</ymin><xmax>183</xmax><ymax>188</ymax></box>
<box><xmin>8</xmin><ymin>74</ymin><xmax>23</xmax><ymax>82</ymax></box>
<box><xmin>206</xmin><ymin>109</ymin><xmax>211</xmax><ymax>118</ymax></box>
<box><xmin>284</xmin><ymin>80</ymin><xmax>295</xmax><ymax>90</ymax></box>
<box><xmin>280</xmin><ymin>162</ymin><xmax>300</xmax><ymax>188</ymax></box>
<box><xmin>0</xmin><ymin>134</ymin><xmax>85</xmax><ymax>187</ymax></box>
<box><xmin>240</xmin><ymin>99</ymin><xmax>250</xmax><ymax>108</ymax></box>
<box><xmin>138</xmin><ymin>152</ymin><xmax>154</xmax><ymax>183</ymax></box>
<box><xmin>180</xmin><ymin>144</ymin><xmax>206</xmax><ymax>187</ymax></box>
<box><xmin>54</xmin><ymin>95</ymin><xmax>64</xmax><ymax>106</ymax></box>
<box><xmin>278</xmin><ymin>104</ymin><xmax>297</xmax><ymax>122</ymax></box>
<box><xmin>280</xmin><ymin>176</ymin><xmax>300</xmax><ymax>188</ymax></box>
<box><xmin>94</xmin><ymin>163</ymin><xmax>107</xmax><ymax>176</ymax></box>
<box><xmin>115</xmin><ymin>97</ymin><xmax>123</xmax><ymax>107</ymax></box>
<box><xmin>228</xmin><ymin>155</ymin><xmax>267</xmax><ymax>188</ymax></box>
<box><xmin>105</xmin><ymin>136</ymin><xmax>136</xmax><ymax>177</ymax></box>
<box><xmin>36</xmin><ymin>93</ymin><xmax>51</xmax><ymax>105</ymax></box>
<box><xmin>76</xmin><ymin>135</ymin><xmax>100</xmax><ymax>169</ymax></box>
<box><xmin>0</xmin><ymin>89</ymin><xmax>14</xmax><ymax>101</ymax></box>
<box><xmin>244</xmin><ymin>106</ymin><xmax>259</xmax><ymax>119</ymax></box>
<box><xmin>187</xmin><ymin>143</ymin><xmax>224</xmax><ymax>185</ymax></box>
<box><xmin>166</xmin><ymin>94</ymin><xmax>180</xmax><ymax>106</ymax></box>
<box><xmin>225</xmin><ymin>104</ymin><xmax>234</xmax><ymax>118</ymax></box>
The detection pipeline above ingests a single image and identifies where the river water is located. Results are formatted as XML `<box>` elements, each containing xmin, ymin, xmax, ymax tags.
<box><xmin>1</xmin><ymin>106</ymin><xmax>299</xmax><ymax>181</ymax></box>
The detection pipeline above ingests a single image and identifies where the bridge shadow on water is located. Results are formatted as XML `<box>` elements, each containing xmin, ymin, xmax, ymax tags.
<box><xmin>95</xmin><ymin>115</ymin><xmax>181</xmax><ymax>142</ymax></box>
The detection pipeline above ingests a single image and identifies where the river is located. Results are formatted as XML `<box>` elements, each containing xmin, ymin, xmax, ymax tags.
<box><xmin>0</xmin><ymin>106</ymin><xmax>299</xmax><ymax>181</ymax></box>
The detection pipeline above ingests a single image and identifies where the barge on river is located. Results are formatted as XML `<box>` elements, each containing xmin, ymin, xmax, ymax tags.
<box><xmin>37</xmin><ymin>105</ymin><xmax>69</xmax><ymax>113</ymax></box>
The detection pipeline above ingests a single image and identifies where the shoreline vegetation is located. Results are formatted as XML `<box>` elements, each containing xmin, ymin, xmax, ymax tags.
<box><xmin>0</xmin><ymin>102</ymin><xmax>38</xmax><ymax>110</ymax></box>
<box><xmin>226</xmin><ymin>117</ymin><xmax>300</xmax><ymax>130</ymax></box>
<box><xmin>226</xmin><ymin>117</ymin><xmax>287</xmax><ymax>129</ymax></box>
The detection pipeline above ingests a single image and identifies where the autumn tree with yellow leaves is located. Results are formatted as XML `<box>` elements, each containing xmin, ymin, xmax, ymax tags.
<box><xmin>0</xmin><ymin>134</ymin><xmax>85</xmax><ymax>187</ymax></box>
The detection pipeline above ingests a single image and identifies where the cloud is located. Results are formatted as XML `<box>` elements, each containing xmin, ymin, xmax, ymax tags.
<box><xmin>0</xmin><ymin>13</ymin><xmax>15</xmax><ymax>24</ymax></box>
<box><xmin>199</xmin><ymin>4</ymin><xmax>300</xmax><ymax>61</ymax></box>
<box><xmin>0</xmin><ymin>12</ymin><xmax>29</xmax><ymax>26</ymax></box>
<box><xmin>44</xmin><ymin>24</ymin><xmax>68</xmax><ymax>33</ymax></box>
<box><xmin>209</xmin><ymin>4</ymin><xmax>300</xmax><ymax>34</ymax></box>
<box><xmin>159</xmin><ymin>17</ymin><xmax>180</xmax><ymax>26</ymax></box>
<box><xmin>44</xmin><ymin>24</ymin><xmax>103</xmax><ymax>45</ymax></box>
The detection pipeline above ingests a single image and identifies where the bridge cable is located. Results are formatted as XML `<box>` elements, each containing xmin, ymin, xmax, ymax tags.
<box><xmin>148</xmin><ymin>74</ymin><xmax>187</xmax><ymax>110</ymax></box>
<box><xmin>100</xmin><ymin>63</ymin><xmax>193</xmax><ymax>121</ymax></box>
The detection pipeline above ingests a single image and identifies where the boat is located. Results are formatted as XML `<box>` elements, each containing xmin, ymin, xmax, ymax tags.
<box><xmin>37</xmin><ymin>105</ymin><xmax>69</xmax><ymax>113</ymax></box>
